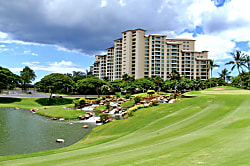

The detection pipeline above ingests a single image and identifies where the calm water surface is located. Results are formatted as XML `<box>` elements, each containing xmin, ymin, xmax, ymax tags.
<box><xmin>0</xmin><ymin>107</ymin><xmax>94</xmax><ymax>156</ymax></box>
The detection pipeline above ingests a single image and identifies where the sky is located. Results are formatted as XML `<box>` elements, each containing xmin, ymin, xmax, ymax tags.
<box><xmin>0</xmin><ymin>0</ymin><xmax>249</xmax><ymax>82</ymax></box>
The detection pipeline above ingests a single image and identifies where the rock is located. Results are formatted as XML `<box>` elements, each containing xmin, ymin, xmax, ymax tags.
<box><xmin>51</xmin><ymin>117</ymin><xmax>58</xmax><ymax>120</ymax></box>
<box><xmin>59</xmin><ymin>118</ymin><xmax>65</xmax><ymax>121</ymax></box>
<box><xmin>44</xmin><ymin>107</ymin><xmax>48</xmax><ymax>109</ymax></box>
<box><xmin>83</xmin><ymin>125</ymin><xmax>89</xmax><ymax>128</ymax></box>
<box><xmin>15</xmin><ymin>107</ymin><xmax>20</xmax><ymax>110</ymax></box>
<box><xmin>84</xmin><ymin>114</ymin><xmax>90</xmax><ymax>119</ymax></box>
<box><xmin>69</xmin><ymin>122</ymin><xmax>73</xmax><ymax>125</ymax></box>
<box><xmin>96</xmin><ymin>119</ymin><xmax>102</xmax><ymax>123</ymax></box>
<box><xmin>56</xmin><ymin>139</ymin><xmax>64</xmax><ymax>143</ymax></box>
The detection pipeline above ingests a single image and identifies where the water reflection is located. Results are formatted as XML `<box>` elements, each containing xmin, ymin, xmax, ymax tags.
<box><xmin>0</xmin><ymin>108</ymin><xmax>94</xmax><ymax>156</ymax></box>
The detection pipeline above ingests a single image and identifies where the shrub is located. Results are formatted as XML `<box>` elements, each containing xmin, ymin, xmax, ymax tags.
<box><xmin>35</xmin><ymin>98</ymin><xmax>73</xmax><ymax>106</ymax></box>
<box><xmin>134</xmin><ymin>96</ymin><xmax>142</xmax><ymax>104</ymax></box>
<box><xmin>147</xmin><ymin>90</ymin><xmax>155</xmax><ymax>96</ymax></box>
<box><xmin>96</xmin><ymin>98</ymin><xmax>102</xmax><ymax>104</ymax></box>
<box><xmin>115</xmin><ymin>92</ymin><xmax>121</xmax><ymax>98</ymax></box>
<box><xmin>149</xmin><ymin>101</ymin><xmax>153</xmax><ymax>107</ymax></box>
<box><xmin>124</xmin><ymin>93</ymin><xmax>131</xmax><ymax>99</ymax></box>
<box><xmin>105</xmin><ymin>102</ymin><xmax>111</xmax><ymax>109</ymax></box>
<box><xmin>78</xmin><ymin>98</ymin><xmax>86</xmax><ymax>105</ymax></box>
<box><xmin>99</xmin><ymin>113</ymin><xmax>111</xmax><ymax>123</ymax></box>
<box><xmin>152</xmin><ymin>100</ymin><xmax>159</xmax><ymax>106</ymax></box>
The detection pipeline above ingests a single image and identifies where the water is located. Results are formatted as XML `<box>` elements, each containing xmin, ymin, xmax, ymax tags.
<box><xmin>0</xmin><ymin>107</ymin><xmax>95</xmax><ymax>156</ymax></box>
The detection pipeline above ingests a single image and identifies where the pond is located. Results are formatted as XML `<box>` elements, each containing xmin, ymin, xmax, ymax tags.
<box><xmin>0</xmin><ymin>107</ymin><xmax>95</xmax><ymax>156</ymax></box>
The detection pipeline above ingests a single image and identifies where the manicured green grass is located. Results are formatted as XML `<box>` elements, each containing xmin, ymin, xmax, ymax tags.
<box><xmin>121</xmin><ymin>100</ymin><xmax>135</xmax><ymax>108</ymax></box>
<box><xmin>132</xmin><ymin>92</ymin><xmax>171</xmax><ymax>97</ymax></box>
<box><xmin>0</xmin><ymin>86</ymin><xmax>250</xmax><ymax>165</ymax></box>
<box><xmin>0</xmin><ymin>97</ymin><xmax>85</xmax><ymax>119</ymax></box>
<box><xmin>93</xmin><ymin>105</ymin><xmax>106</xmax><ymax>111</ymax></box>
<box><xmin>36</xmin><ymin>107</ymin><xmax>85</xmax><ymax>119</ymax></box>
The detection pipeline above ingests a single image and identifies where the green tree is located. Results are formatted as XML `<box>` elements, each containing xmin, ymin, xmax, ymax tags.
<box><xmin>133</xmin><ymin>78</ymin><xmax>155</xmax><ymax>92</ymax></box>
<box><xmin>226</xmin><ymin>51</ymin><xmax>245</xmax><ymax>86</ymax></box>
<box><xmin>76</xmin><ymin>77</ymin><xmax>106</xmax><ymax>96</ymax></box>
<box><xmin>0</xmin><ymin>66</ymin><xmax>21</xmax><ymax>90</ymax></box>
<box><xmin>20</xmin><ymin>66</ymin><xmax>36</xmax><ymax>90</ymax></box>
<box><xmin>170</xmin><ymin>69</ymin><xmax>181</xmax><ymax>92</ymax></box>
<box><xmin>101</xmin><ymin>84</ymin><xmax>110</xmax><ymax>95</ymax></box>
<box><xmin>208</xmin><ymin>60</ymin><xmax>220</xmax><ymax>87</ymax></box>
<box><xmin>218</xmin><ymin>68</ymin><xmax>230</xmax><ymax>82</ymax></box>
<box><xmin>35</xmin><ymin>73</ymin><xmax>74</xmax><ymax>94</ymax></box>
<box><xmin>243</xmin><ymin>54</ymin><xmax>250</xmax><ymax>72</ymax></box>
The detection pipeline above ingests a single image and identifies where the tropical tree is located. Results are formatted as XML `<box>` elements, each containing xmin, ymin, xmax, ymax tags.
<box><xmin>0</xmin><ymin>66</ymin><xmax>21</xmax><ymax>90</ymax></box>
<box><xmin>103</xmin><ymin>76</ymin><xmax>109</xmax><ymax>82</ymax></box>
<box><xmin>226</xmin><ymin>51</ymin><xmax>245</xmax><ymax>86</ymax></box>
<box><xmin>208</xmin><ymin>60</ymin><xmax>220</xmax><ymax>87</ymax></box>
<box><xmin>243</xmin><ymin>54</ymin><xmax>250</xmax><ymax>72</ymax></box>
<box><xmin>133</xmin><ymin>78</ymin><xmax>155</xmax><ymax>92</ymax></box>
<box><xmin>169</xmin><ymin>69</ymin><xmax>181</xmax><ymax>92</ymax></box>
<box><xmin>35</xmin><ymin>73</ymin><xmax>74</xmax><ymax>94</ymax></box>
<box><xmin>153</xmin><ymin>76</ymin><xmax>163</xmax><ymax>92</ymax></box>
<box><xmin>218</xmin><ymin>68</ymin><xmax>230</xmax><ymax>82</ymax></box>
<box><xmin>76</xmin><ymin>77</ymin><xmax>106</xmax><ymax>96</ymax></box>
<box><xmin>122</xmin><ymin>73</ymin><xmax>134</xmax><ymax>82</ymax></box>
<box><xmin>20</xmin><ymin>66</ymin><xmax>36</xmax><ymax>90</ymax></box>
<box><xmin>101</xmin><ymin>84</ymin><xmax>110</xmax><ymax>95</ymax></box>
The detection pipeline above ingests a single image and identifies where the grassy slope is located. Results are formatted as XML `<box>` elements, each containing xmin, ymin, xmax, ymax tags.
<box><xmin>0</xmin><ymin>86</ymin><xmax>250</xmax><ymax>165</ymax></box>
<box><xmin>0</xmin><ymin>98</ymin><xmax>85</xmax><ymax>119</ymax></box>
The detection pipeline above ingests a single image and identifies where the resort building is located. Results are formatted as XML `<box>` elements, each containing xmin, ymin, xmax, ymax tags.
<box><xmin>90</xmin><ymin>28</ymin><xmax>210</xmax><ymax>81</ymax></box>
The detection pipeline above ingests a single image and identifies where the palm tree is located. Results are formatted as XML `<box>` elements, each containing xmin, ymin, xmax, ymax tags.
<box><xmin>170</xmin><ymin>69</ymin><xmax>181</xmax><ymax>92</ymax></box>
<box><xmin>226</xmin><ymin>51</ymin><xmax>245</xmax><ymax>86</ymax></box>
<box><xmin>209</xmin><ymin>60</ymin><xmax>220</xmax><ymax>87</ymax></box>
<box><xmin>243</xmin><ymin>54</ymin><xmax>250</xmax><ymax>72</ymax></box>
<box><xmin>218</xmin><ymin>68</ymin><xmax>230</xmax><ymax>82</ymax></box>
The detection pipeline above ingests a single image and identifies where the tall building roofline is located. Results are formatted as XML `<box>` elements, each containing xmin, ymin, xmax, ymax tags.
<box><xmin>166</xmin><ymin>38</ymin><xmax>196</xmax><ymax>41</ymax></box>
<box><xmin>114</xmin><ymin>38</ymin><xmax>122</xmax><ymax>41</ymax></box>
<box><xmin>122</xmin><ymin>28</ymin><xmax>146</xmax><ymax>33</ymax></box>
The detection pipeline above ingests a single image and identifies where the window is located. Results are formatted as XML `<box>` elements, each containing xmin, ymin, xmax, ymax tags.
<box><xmin>145</xmin><ymin>39</ymin><xmax>149</xmax><ymax>41</ymax></box>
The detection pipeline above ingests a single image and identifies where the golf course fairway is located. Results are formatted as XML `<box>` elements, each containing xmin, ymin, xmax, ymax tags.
<box><xmin>0</xmin><ymin>86</ymin><xmax>250</xmax><ymax>166</ymax></box>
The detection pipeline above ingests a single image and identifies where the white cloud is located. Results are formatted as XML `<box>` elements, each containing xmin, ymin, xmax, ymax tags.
<box><xmin>0</xmin><ymin>44</ymin><xmax>6</xmax><ymax>47</ymax></box>
<box><xmin>176</xmin><ymin>32</ymin><xmax>235</xmax><ymax>60</ymax></box>
<box><xmin>23</xmin><ymin>50</ymin><xmax>39</xmax><ymax>56</ymax></box>
<box><xmin>49</xmin><ymin>60</ymin><xmax>76</xmax><ymax>67</ymax></box>
<box><xmin>0</xmin><ymin>48</ymin><xmax>8</xmax><ymax>52</ymax></box>
<box><xmin>22</xmin><ymin>62</ymin><xmax>40</xmax><ymax>66</ymax></box>
<box><xmin>0</xmin><ymin>32</ymin><xmax>8</xmax><ymax>39</ymax></box>
<box><xmin>100</xmin><ymin>0</ymin><xmax>107</xmax><ymax>7</ymax></box>
<box><xmin>119</xmin><ymin>0</ymin><xmax>125</xmax><ymax>6</ymax></box>
<box><xmin>15</xmin><ymin>60</ymin><xmax>87</xmax><ymax>74</ymax></box>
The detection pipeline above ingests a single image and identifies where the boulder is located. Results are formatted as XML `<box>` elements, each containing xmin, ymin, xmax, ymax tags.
<box><xmin>83</xmin><ymin>125</ymin><xmax>89</xmax><ymax>128</ymax></box>
<box><xmin>56</xmin><ymin>139</ymin><xmax>64</xmax><ymax>143</ymax></box>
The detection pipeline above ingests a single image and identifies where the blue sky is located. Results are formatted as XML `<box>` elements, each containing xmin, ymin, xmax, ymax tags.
<box><xmin>0</xmin><ymin>0</ymin><xmax>249</xmax><ymax>82</ymax></box>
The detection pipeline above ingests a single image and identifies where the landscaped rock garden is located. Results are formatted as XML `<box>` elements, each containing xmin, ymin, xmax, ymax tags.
<box><xmin>72</xmin><ymin>90</ymin><xmax>183</xmax><ymax>125</ymax></box>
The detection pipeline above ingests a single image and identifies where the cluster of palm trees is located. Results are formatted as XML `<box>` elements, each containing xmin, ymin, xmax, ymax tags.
<box><xmin>209</xmin><ymin>51</ymin><xmax>250</xmax><ymax>87</ymax></box>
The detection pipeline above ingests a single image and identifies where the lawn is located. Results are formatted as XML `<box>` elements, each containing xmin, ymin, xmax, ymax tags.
<box><xmin>121</xmin><ymin>100</ymin><xmax>135</xmax><ymax>108</ymax></box>
<box><xmin>0</xmin><ymin>97</ymin><xmax>85</xmax><ymax>119</ymax></box>
<box><xmin>0</xmin><ymin>86</ymin><xmax>250</xmax><ymax>165</ymax></box>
